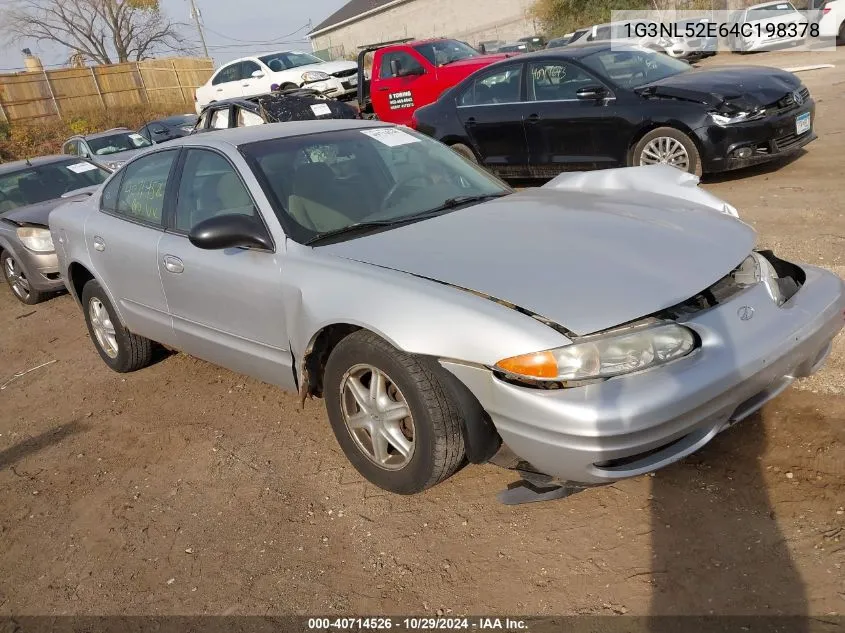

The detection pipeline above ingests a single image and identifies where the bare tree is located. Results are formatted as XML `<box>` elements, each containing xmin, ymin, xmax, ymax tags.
<box><xmin>1</xmin><ymin>0</ymin><xmax>191</xmax><ymax>65</ymax></box>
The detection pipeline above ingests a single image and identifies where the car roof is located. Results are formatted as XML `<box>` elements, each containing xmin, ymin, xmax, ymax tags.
<box><xmin>517</xmin><ymin>42</ymin><xmax>615</xmax><ymax>58</ymax></box>
<box><xmin>77</xmin><ymin>128</ymin><xmax>132</xmax><ymax>141</ymax></box>
<box><xmin>165</xmin><ymin>119</ymin><xmax>391</xmax><ymax>149</ymax></box>
<box><xmin>0</xmin><ymin>155</ymin><xmax>77</xmax><ymax>175</ymax></box>
<box><xmin>747</xmin><ymin>0</ymin><xmax>793</xmax><ymax>7</ymax></box>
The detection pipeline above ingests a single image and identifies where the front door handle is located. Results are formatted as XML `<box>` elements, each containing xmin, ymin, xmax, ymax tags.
<box><xmin>93</xmin><ymin>236</ymin><xmax>105</xmax><ymax>252</ymax></box>
<box><xmin>377</xmin><ymin>87</ymin><xmax>390</xmax><ymax>92</ymax></box>
<box><xmin>465</xmin><ymin>117</ymin><xmax>477</xmax><ymax>127</ymax></box>
<box><xmin>163</xmin><ymin>255</ymin><xmax>184</xmax><ymax>274</ymax></box>
<box><xmin>526</xmin><ymin>113</ymin><xmax>541</xmax><ymax>124</ymax></box>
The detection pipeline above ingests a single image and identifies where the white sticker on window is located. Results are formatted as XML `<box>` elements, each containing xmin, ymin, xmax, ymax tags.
<box><xmin>66</xmin><ymin>162</ymin><xmax>98</xmax><ymax>173</ymax></box>
<box><xmin>129</xmin><ymin>133</ymin><xmax>147</xmax><ymax>145</ymax></box>
<box><xmin>361</xmin><ymin>127</ymin><xmax>420</xmax><ymax>147</ymax></box>
<box><xmin>310</xmin><ymin>103</ymin><xmax>332</xmax><ymax>117</ymax></box>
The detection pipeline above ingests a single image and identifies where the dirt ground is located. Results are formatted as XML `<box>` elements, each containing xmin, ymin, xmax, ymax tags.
<box><xmin>1</xmin><ymin>49</ymin><xmax>844</xmax><ymax>618</ymax></box>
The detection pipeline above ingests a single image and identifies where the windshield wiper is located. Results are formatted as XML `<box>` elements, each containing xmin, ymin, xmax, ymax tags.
<box><xmin>305</xmin><ymin>193</ymin><xmax>507</xmax><ymax>246</ymax></box>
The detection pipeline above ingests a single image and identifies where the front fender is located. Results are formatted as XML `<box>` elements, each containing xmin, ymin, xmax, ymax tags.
<box><xmin>282</xmin><ymin>248</ymin><xmax>571</xmax><ymax>372</ymax></box>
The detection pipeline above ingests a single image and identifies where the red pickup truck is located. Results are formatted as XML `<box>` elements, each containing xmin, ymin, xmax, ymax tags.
<box><xmin>356</xmin><ymin>38</ymin><xmax>512</xmax><ymax>125</ymax></box>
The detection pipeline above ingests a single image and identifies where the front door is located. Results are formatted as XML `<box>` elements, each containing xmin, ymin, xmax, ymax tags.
<box><xmin>455</xmin><ymin>63</ymin><xmax>529</xmax><ymax>174</ymax></box>
<box><xmin>88</xmin><ymin>149</ymin><xmax>179</xmax><ymax>345</ymax></box>
<box><xmin>523</xmin><ymin>60</ymin><xmax>627</xmax><ymax>173</ymax></box>
<box><xmin>157</xmin><ymin>147</ymin><xmax>295</xmax><ymax>390</ymax></box>
<box><xmin>371</xmin><ymin>50</ymin><xmax>433</xmax><ymax>125</ymax></box>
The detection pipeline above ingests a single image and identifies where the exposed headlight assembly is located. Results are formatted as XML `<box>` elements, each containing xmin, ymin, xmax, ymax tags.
<box><xmin>495</xmin><ymin>322</ymin><xmax>696</xmax><ymax>386</ymax></box>
<box><xmin>106</xmin><ymin>161</ymin><xmax>124</xmax><ymax>171</ymax></box>
<box><xmin>301</xmin><ymin>71</ymin><xmax>330</xmax><ymax>83</ymax></box>
<box><xmin>17</xmin><ymin>226</ymin><xmax>55</xmax><ymax>253</ymax></box>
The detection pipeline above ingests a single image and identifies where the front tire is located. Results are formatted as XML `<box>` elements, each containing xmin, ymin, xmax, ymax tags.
<box><xmin>324</xmin><ymin>331</ymin><xmax>466</xmax><ymax>494</ymax></box>
<box><xmin>81</xmin><ymin>279</ymin><xmax>153</xmax><ymax>373</ymax></box>
<box><xmin>631</xmin><ymin>127</ymin><xmax>703</xmax><ymax>176</ymax></box>
<box><xmin>2</xmin><ymin>251</ymin><xmax>46</xmax><ymax>305</ymax></box>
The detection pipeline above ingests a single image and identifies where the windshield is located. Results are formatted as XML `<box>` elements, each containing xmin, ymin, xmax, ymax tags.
<box><xmin>414</xmin><ymin>40</ymin><xmax>480</xmax><ymax>66</ymax></box>
<box><xmin>581</xmin><ymin>47</ymin><xmax>690</xmax><ymax>89</ymax></box>
<box><xmin>242</xmin><ymin>127</ymin><xmax>510</xmax><ymax>244</ymax></box>
<box><xmin>87</xmin><ymin>132</ymin><xmax>152</xmax><ymax>156</ymax></box>
<box><xmin>0</xmin><ymin>159</ymin><xmax>109</xmax><ymax>212</ymax></box>
<box><xmin>258</xmin><ymin>51</ymin><xmax>324</xmax><ymax>69</ymax></box>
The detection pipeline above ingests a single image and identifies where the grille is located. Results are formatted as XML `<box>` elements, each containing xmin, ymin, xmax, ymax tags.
<box><xmin>774</xmin><ymin>129</ymin><xmax>811</xmax><ymax>152</ymax></box>
<box><xmin>332</xmin><ymin>68</ymin><xmax>357</xmax><ymax>78</ymax></box>
<box><xmin>766</xmin><ymin>87</ymin><xmax>811</xmax><ymax>115</ymax></box>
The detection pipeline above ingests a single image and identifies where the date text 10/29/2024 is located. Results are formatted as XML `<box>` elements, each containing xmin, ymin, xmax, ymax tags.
<box><xmin>307</xmin><ymin>617</ymin><xmax>528</xmax><ymax>631</ymax></box>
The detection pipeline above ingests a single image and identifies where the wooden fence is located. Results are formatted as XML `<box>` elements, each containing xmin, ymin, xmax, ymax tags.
<box><xmin>0</xmin><ymin>57</ymin><xmax>215</xmax><ymax>124</ymax></box>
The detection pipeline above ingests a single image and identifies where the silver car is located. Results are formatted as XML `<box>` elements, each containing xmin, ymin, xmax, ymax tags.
<box><xmin>48</xmin><ymin>121</ymin><xmax>845</xmax><ymax>498</ymax></box>
<box><xmin>62</xmin><ymin>128</ymin><xmax>154</xmax><ymax>172</ymax></box>
<box><xmin>1</xmin><ymin>156</ymin><xmax>109</xmax><ymax>304</ymax></box>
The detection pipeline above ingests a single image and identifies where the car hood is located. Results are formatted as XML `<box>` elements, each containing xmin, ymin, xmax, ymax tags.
<box><xmin>638</xmin><ymin>65</ymin><xmax>801</xmax><ymax>109</ymax></box>
<box><xmin>0</xmin><ymin>196</ymin><xmax>70</xmax><ymax>226</ymax></box>
<box><xmin>318</xmin><ymin>188</ymin><xmax>757</xmax><ymax>336</ymax></box>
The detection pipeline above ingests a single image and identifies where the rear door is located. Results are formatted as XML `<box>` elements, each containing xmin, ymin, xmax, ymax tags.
<box><xmin>523</xmin><ymin>60</ymin><xmax>628</xmax><ymax>172</ymax></box>
<box><xmin>455</xmin><ymin>63</ymin><xmax>530</xmax><ymax>174</ymax></box>
<box><xmin>88</xmin><ymin>149</ymin><xmax>179</xmax><ymax>345</ymax></box>
<box><xmin>157</xmin><ymin>147</ymin><xmax>295</xmax><ymax>389</ymax></box>
<box><xmin>371</xmin><ymin>49</ymin><xmax>434</xmax><ymax>124</ymax></box>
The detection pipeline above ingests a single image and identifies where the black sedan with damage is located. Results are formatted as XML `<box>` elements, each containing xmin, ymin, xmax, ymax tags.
<box><xmin>412</xmin><ymin>44</ymin><xmax>816</xmax><ymax>177</ymax></box>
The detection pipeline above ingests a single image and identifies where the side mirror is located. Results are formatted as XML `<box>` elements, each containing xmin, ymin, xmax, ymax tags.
<box><xmin>251</xmin><ymin>69</ymin><xmax>265</xmax><ymax>79</ymax></box>
<box><xmin>576</xmin><ymin>85</ymin><xmax>609</xmax><ymax>100</ymax></box>
<box><xmin>189</xmin><ymin>214</ymin><xmax>272</xmax><ymax>251</ymax></box>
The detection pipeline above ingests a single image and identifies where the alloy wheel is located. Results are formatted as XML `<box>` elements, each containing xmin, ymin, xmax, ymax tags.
<box><xmin>89</xmin><ymin>297</ymin><xmax>119</xmax><ymax>359</ymax></box>
<box><xmin>639</xmin><ymin>136</ymin><xmax>690</xmax><ymax>171</ymax></box>
<box><xmin>340</xmin><ymin>364</ymin><xmax>416</xmax><ymax>470</ymax></box>
<box><xmin>4</xmin><ymin>256</ymin><xmax>30</xmax><ymax>301</ymax></box>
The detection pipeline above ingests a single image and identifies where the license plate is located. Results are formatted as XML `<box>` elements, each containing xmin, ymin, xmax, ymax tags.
<box><xmin>796</xmin><ymin>112</ymin><xmax>811</xmax><ymax>135</ymax></box>
<box><xmin>348</xmin><ymin>75</ymin><xmax>358</xmax><ymax>86</ymax></box>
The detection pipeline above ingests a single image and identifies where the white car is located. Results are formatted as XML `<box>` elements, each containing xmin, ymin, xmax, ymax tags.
<box><xmin>818</xmin><ymin>0</ymin><xmax>844</xmax><ymax>42</ymax></box>
<box><xmin>730</xmin><ymin>1</ymin><xmax>809</xmax><ymax>52</ymax></box>
<box><xmin>195</xmin><ymin>50</ymin><xmax>358</xmax><ymax>113</ymax></box>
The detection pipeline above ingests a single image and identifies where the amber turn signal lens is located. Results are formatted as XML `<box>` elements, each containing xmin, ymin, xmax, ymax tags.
<box><xmin>495</xmin><ymin>351</ymin><xmax>558</xmax><ymax>378</ymax></box>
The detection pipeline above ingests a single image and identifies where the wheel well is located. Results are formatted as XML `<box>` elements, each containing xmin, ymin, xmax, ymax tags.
<box><xmin>300</xmin><ymin>323</ymin><xmax>362</xmax><ymax>400</ymax></box>
<box><xmin>627</xmin><ymin>122</ymin><xmax>705</xmax><ymax>163</ymax></box>
<box><xmin>67</xmin><ymin>262</ymin><xmax>94</xmax><ymax>303</ymax></box>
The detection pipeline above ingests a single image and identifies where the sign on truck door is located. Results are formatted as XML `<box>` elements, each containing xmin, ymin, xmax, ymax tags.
<box><xmin>371</xmin><ymin>50</ymin><xmax>435</xmax><ymax>125</ymax></box>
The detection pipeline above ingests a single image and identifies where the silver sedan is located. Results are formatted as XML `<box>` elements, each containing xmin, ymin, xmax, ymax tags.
<box><xmin>48</xmin><ymin>121</ymin><xmax>845</xmax><ymax>499</ymax></box>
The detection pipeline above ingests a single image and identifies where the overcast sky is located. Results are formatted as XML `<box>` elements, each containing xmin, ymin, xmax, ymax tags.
<box><xmin>0</xmin><ymin>0</ymin><xmax>348</xmax><ymax>71</ymax></box>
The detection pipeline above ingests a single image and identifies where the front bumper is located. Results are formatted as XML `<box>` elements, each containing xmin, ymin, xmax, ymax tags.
<box><xmin>442</xmin><ymin>265</ymin><xmax>845</xmax><ymax>485</ymax></box>
<box><xmin>6</xmin><ymin>243</ymin><xmax>64</xmax><ymax>292</ymax></box>
<box><xmin>303</xmin><ymin>76</ymin><xmax>358</xmax><ymax>99</ymax></box>
<box><xmin>695</xmin><ymin>100</ymin><xmax>816</xmax><ymax>173</ymax></box>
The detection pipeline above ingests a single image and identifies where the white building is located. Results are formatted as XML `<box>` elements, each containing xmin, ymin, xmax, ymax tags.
<box><xmin>309</xmin><ymin>0</ymin><xmax>539</xmax><ymax>59</ymax></box>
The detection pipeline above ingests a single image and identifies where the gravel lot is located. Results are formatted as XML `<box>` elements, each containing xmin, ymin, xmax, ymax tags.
<box><xmin>0</xmin><ymin>49</ymin><xmax>843</xmax><ymax>617</ymax></box>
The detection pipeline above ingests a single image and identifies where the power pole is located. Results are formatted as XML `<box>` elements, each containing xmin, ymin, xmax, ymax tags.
<box><xmin>188</xmin><ymin>0</ymin><xmax>210</xmax><ymax>59</ymax></box>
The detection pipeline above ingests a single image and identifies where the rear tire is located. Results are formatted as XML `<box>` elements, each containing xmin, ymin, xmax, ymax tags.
<box><xmin>323</xmin><ymin>330</ymin><xmax>466</xmax><ymax>494</ymax></box>
<box><xmin>450</xmin><ymin>142</ymin><xmax>479</xmax><ymax>164</ymax></box>
<box><xmin>631</xmin><ymin>127</ymin><xmax>703</xmax><ymax>176</ymax></box>
<box><xmin>1</xmin><ymin>251</ymin><xmax>46</xmax><ymax>305</ymax></box>
<box><xmin>81</xmin><ymin>279</ymin><xmax>153</xmax><ymax>373</ymax></box>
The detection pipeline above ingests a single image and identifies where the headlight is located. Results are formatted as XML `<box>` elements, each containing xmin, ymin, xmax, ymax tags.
<box><xmin>107</xmin><ymin>160</ymin><xmax>124</xmax><ymax>171</ymax></box>
<box><xmin>732</xmin><ymin>252</ymin><xmax>785</xmax><ymax>305</ymax></box>
<box><xmin>495</xmin><ymin>322</ymin><xmax>696</xmax><ymax>385</ymax></box>
<box><xmin>17</xmin><ymin>226</ymin><xmax>55</xmax><ymax>253</ymax></box>
<box><xmin>708</xmin><ymin>110</ymin><xmax>764</xmax><ymax>126</ymax></box>
<box><xmin>301</xmin><ymin>71</ymin><xmax>330</xmax><ymax>82</ymax></box>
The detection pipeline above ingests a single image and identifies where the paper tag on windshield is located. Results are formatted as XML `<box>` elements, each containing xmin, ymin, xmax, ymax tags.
<box><xmin>310</xmin><ymin>103</ymin><xmax>332</xmax><ymax>117</ymax></box>
<box><xmin>66</xmin><ymin>162</ymin><xmax>98</xmax><ymax>173</ymax></box>
<box><xmin>361</xmin><ymin>128</ymin><xmax>420</xmax><ymax>147</ymax></box>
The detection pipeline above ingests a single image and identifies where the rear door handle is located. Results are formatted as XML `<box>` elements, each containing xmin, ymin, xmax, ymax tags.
<box><xmin>465</xmin><ymin>117</ymin><xmax>477</xmax><ymax>127</ymax></box>
<box><xmin>526</xmin><ymin>114</ymin><xmax>541</xmax><ymax>124</ymax></box>
<box><xmin>163</xmin><ymin>255</ymin><xmax>184</xmax><ymax>274</ymax></box>
<box><xmin>93</xmin><ymin>236</ymin><xmax>105</xmax><ymax>252</ymax></box>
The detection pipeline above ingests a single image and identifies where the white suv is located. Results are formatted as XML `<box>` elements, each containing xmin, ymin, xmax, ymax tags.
<box><xmin>195</xmin><ymin>50</ymin><xmax>358</xmax><ymax>112</ymax></box>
